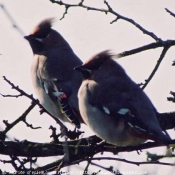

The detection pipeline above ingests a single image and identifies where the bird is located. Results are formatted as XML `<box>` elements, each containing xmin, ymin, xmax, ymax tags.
<box><xmin>24</xmin><ymin>18</ymin><xmax>83</xmax><ymax>128</ymax></box>
<box><xmin>75</xmin><ymin>50</ymin><xmax>171</xmax><ymax>146</ymax></box>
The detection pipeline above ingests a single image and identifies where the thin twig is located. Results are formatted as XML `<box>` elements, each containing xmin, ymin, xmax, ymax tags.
<box><xmin>0</xmin><ymin>4</ymin><xmax>24</xmax><ymax>36</ymax></box>
<box><xmin>23</xmin><ymin>119</ymin><xmax>41</xmax><ymax>130</ymax></box>
<box><xmin>165</xmin><ymin>8</ymin><xmax>175</xmax><ymax>18</ymax></box>
<box><xmin>141</xmin><ymin>46</ymin><xmax>170</xmax><ymax>89</ymax></box>
<box><xmin>83</xmin><ymin>158</ymin><xmax>92</xmax><ymax>175</ymax></box>
<box><xmin>0</xmin><ymin>94</ymin><xmax>22</xmax><ymax>98</ymax></box>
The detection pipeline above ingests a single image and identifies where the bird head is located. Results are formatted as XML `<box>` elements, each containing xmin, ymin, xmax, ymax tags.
<box><xmin>74</xmin><ymin>50</ymin><xmax>111</xmax><ymax>79</ymax></box>
<box><xmin>24</xmin><ymin>18</ymin><xmax>68</xmax><ymax>54</ymax></box>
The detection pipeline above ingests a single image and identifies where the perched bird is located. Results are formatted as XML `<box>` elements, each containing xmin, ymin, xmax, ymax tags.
<box><xmin>24</xmin><ymin>18</ymin><xmax>83</xmax><ymax>128</ymax></box>
<box><xmin>75</xmin><ymin>50</ymin><xmax>171</xmax><ymax>146</ymax></box>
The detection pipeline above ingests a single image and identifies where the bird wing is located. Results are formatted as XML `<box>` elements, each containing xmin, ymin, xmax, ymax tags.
<box><xmin>36</xmin><ymin>54</ymin><xmax>80</xmax><ymax>128</ymax></box>
<box><xmin>86</xmin><ymin>77</ymin><xmax>168</xmax><ymax>141</ymax></box>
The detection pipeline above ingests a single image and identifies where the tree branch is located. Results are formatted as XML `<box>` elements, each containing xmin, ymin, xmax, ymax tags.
<box><xmin>0</xmin><ymin>4</ymin><xmax>24</xmax><ymax>36</ymax></box>
<box><xmin>0</xmin><ymin>138</ymin><xmax>175</xmax><ymax>158</ymax></box>
<box><xmin>165</xmin><ymin>8</ymin><xmax>175</xmax><ymax>18</ymax></box>
<box><xmin>50</xmin><ymin>0</ymin><xmax>161</xmax><ymax>41</ymax></box>
<box><xmin>117</xmin><ymin>40</ymin><xmax>175</xmax><ymax>58</ymax></box>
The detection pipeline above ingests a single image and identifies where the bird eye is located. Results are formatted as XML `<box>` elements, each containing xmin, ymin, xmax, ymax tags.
<box><xmin>35</xmin><ymin>33</ymin><xmax>50</xmax><ymax>42</ymax></box>
<box><xmin>35</xmin><ymin>38</ymin><xmax>43</xmax><ymax>42</ymax></box>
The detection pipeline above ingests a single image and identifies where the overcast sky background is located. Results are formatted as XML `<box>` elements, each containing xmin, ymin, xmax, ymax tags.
<box><xmin>0</xmin><ymin>0</ymin><xmax>175</xmax><ymax>174</ymax></box>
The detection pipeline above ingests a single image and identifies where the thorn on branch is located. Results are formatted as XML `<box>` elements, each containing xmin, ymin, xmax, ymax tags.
<box><xmin>60</xmin><ymin>5</ymin><xmax>70</xmax><ymax>20</ymax></box>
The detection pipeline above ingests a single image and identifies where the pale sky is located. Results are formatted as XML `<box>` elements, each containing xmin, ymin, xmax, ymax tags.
<box><xmin>0</xmin><ymin>0</ymin><xmax>175</xmax><ymax>174</ymax></box>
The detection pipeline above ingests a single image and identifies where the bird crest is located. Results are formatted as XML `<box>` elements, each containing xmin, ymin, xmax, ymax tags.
<box><xmin>81</xmin><ymin>50</ymin><xmax>112</xmax><ymax>70</ymax></box>
<box><xmin>30</xmin><ymin>18</ymin><xmax>55</xmax><ymax>39</ymax></box>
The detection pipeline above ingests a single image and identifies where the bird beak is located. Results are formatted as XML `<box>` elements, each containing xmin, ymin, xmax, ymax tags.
<box><xmin>74</xmin><ymin>66</ymin><xmax>91</xmax><ymax>73</ymax></box>
<box><xmin>74</xmin><ymin>66</ymin><xmax>92</xmax><ymax>79</ymax></box>
<box><xmin>24</xmin><ymin>35</ymin><xmax>33</xmax><ymax>41</ymax></box>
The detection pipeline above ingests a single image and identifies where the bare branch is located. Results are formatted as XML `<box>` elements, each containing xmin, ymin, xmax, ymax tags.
<box><xmin>50</xmin><ymin>0</ymin><xmax>161</xmax><ymax>41</ymax></box>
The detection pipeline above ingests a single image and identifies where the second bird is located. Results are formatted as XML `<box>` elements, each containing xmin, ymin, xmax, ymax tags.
<box><xmin>75</xmin><ymin>50</ymin><xmax>171</xmax><ymax>146</ymax></box>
